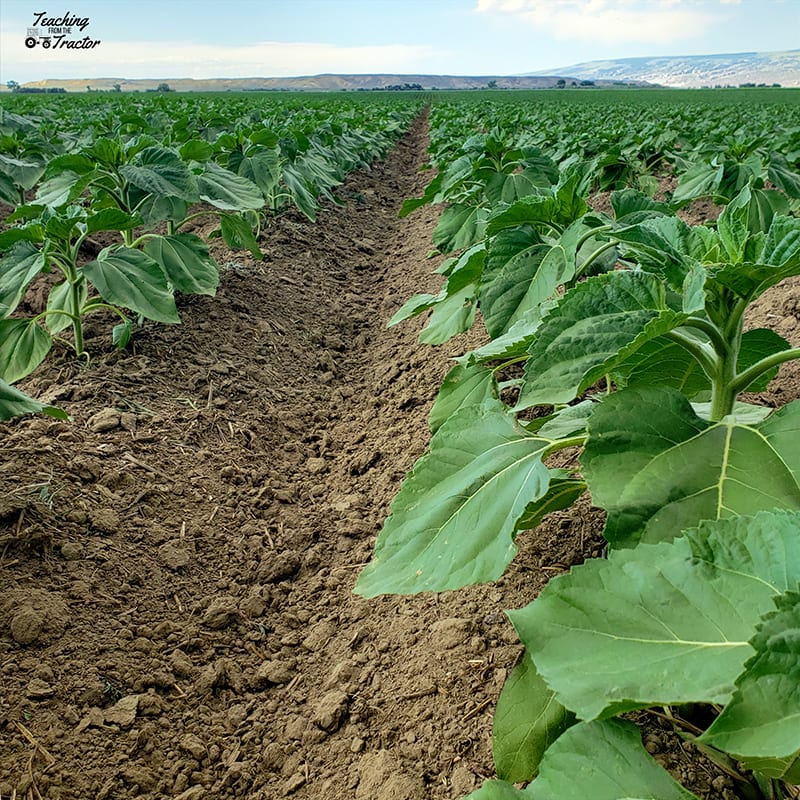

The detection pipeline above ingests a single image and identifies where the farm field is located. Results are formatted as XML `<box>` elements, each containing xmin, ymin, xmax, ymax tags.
<box><xmin>1</xmin><ymin>89</ymin><xmax>800</xmax><ymax>800</ymax></box>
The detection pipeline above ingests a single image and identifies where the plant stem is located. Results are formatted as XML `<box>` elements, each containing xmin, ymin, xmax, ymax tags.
<box><xmin>577</xmin><ymin>240</ymin><xmax>617</xmax><ymax>276</ymax></box>
<box><xmin>730</xmin><ymin>347</ymin><xmax>800</xmax><ymax>395</ymax></box>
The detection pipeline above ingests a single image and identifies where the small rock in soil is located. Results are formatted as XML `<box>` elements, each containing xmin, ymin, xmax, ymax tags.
<box><xmin>430</xmin><ymin>617</ymin><xmax>476</xmax><ymax>649</ymax></box>
<box><xmin>60</xmin><ymin>541</ymin><xmax>83</xmax><ymax>560</ymax></box>
<box><xmin>89</xmin><ymin>507</ymin><xmax>120</xmax><ymax>534</ymax></box>
<box><xmin>2</xmin><ymin>590</ymin><xmax>69</xmax><ymax>646</ymax></box>
<box><xmin>257</xmin><ymin>551</ymin><xmax>301</xmax><ymax>583</ymax></box>
<box><xmin>88</xmin><ymin>408</ymin><xmax>121</xmax><ymax>432</ymax></box>
<box><xmin>312</xmin><ymin>689</ymin><xmax>349</xmax><ymax>732</ymax></box>
<box><xmin>180</xmin><ymin>733</ymin><xmax>207</xmax><ymax>760</ymax></box>
<box><xmin>158</xmin><ymin>540</ymin><xmax>193</xmax><ymax>570</ymax></box>
<box><xmin>25</xmin><ymin>678</ymin><xmax>55</xmax><ymax>699</ymax></box>
<box><xmin>254</xmin><ymin>659</ymin><xmax>294</xmax><ymax>686</ymax></box>
<box><xmin>202</xmin><ymin>596</ymin><xmax>239</xmax><ymax>629</ymax></box>
<box><xmin>169</xmin><ymin>648</ymin><xmax>196</xmax><ymax>678</ymax></box>
<box><xmin>104</xmin><ymin>695</ymin><xmax>139</xmax><ymax>728</ymax></box>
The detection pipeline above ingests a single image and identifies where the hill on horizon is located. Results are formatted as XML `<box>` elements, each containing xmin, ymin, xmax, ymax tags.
<box><xmin>540</xmin><ymin>48</ymin><xmax>800</xmax><ymax>88</ymax></box>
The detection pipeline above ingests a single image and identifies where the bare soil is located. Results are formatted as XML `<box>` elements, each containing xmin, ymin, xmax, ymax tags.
<box><xmin>1</xmin><ymin>112</ymin><xmax>799</xmax><ymax>800</ymax></box>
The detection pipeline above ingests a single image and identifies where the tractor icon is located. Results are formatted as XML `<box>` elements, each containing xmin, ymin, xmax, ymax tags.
<box><xmin>25</xmin><ymin>28</ymin><xmax>51</xmax><ymax>47</ymax></box>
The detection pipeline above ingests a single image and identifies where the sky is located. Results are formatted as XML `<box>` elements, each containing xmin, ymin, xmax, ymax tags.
<box><xmin>0</xmin><ymin>0</ymin><xmax>797</xmax><ymax>84</ymax></box>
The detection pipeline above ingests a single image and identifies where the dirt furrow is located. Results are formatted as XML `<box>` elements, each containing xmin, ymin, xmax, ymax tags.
<box><xmin>0</xmin><ymin>110</ymin><xmax>517</xmax><ymax>800</ymax></box>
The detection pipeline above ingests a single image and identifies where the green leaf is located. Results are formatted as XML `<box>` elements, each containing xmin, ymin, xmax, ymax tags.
<box><xmin>0</xmin><ymin>154</ymin><xmax>45</xmax><ymax>191</ymax></box>
<box><xmin>717</xmin><ymin>184</ymin><xmax>752</xmax><ymax>262</ymax></box>
<box><xmin>0</xmin><ymin>318</ymin><xmax>52</xmax><ymax>383</ymax></box>
<box><xmin>533</xmin><ymin>720</ymin><xmax>699</xmax><ymax>800</ymax></box>
<box><xmin>46</xmin><ymin>279</ymin><xmax>86</xmax><ymax>335</ymax></box>
<box><xmin>82</xmin><ymin>247</ymin><xmax>180</xmax><ymax>324</ymax></box>
<box><xmin>0</xmin><ymin>241</ymin><xmax>45</xmax><ymax>318</ymax></box>
<box><xmin>767</xmin><ymin>152</ymin><xmax>800</xmax><ymax>199</ymax></box>
<box><xmin>433</xmin><ymin>204</ymin><xmax>487</xmax><ymax>254</ymax></box>
<box><xmin>119</xmin><ymin>146</ymin><xmax>199</xmax><ymax>202</ymax></box>
<box><xmin>355</xmin><ymin>402</ymin><xmax>553</xmax><ymax>597</ymax></box>
<box><xmin>232</xmin><ymin>146</ymin><xmax>281</xmax><ymax>194</ymax></box>
<box><xmin>517</xmin><ymin>271</ymin><xmax>686</xmax><ymax>409</ymax></box>
<box><xmin>135</xmin><ymin>194</ymin><xmax>189</xmax><ymax>228</ymax></box>
<box><xmin>197</xmin><ymin>162</ymin><xmax>264</xmax><ymax>211</ymax></box>
<box><xmin>700</xmin><ymin>589</ymin><xmax>800</xmax><ymax>779</ymax></box>
<box><xmin>672</xmin><ymin>161</ymin><xmax>724</xmax><ymax>204</ymax></box>
<box><xmin>583</xmin><ymin>387</ymin><xmax>800</xmax><ymax>548</ymax></box>
<box><xmin>179</xmin><ymin>139</ymin><xmax>214</xmax><ymax>162</ymax></box>
<box><xmin>418</xmin><ymin>281</ymin><xmax>476</xmax><ymax>345</ymax></box>
<box><xmin>218</xmin><ymin>213</ymin><xmax>262</xmax><ymax>259</ymax></box>
<box><xmin>87</xmin><ymin>208</ymin><xmax>142</xmax><ymax>234</ymax></box>
<box><xmin>282</xmin><ymin>165</ymin><xmax>317</xmax><ymax>220</ymax></box>
<box><xmin>429</xmin><ymin>363</ymin><xmax>498</xmax><ymax>434</ymax></box>
<box><xmin>35</xmin><ymin>170</ymin><xmax>93</xmax><ymax>208</ymax></box>
<box><xmin>143</xmin><ymin>234</ymin><xmax>219</xmax><ymax>296</ymax></box>
<box><xmin>0</xmin><ymin>377</ymin><xmax>67</xmax><ymax>422</ymax></box>
<box><xmin>462</xmin><ymin>780</ymin><xmax>530</xmax><ymax>800</ymax></box>
<box><xmin>482</xmin><ymin>225</ymin><xmax>571</xmax><ymax>338</ymax></box>
<box><xmin>387</xmin><ymin>292</ymin><xmax>440</xmax><ymax>327</ymax></box>
<box><xmin>511</xmin><ymin>511</ymin><xmax>800</xmax><ymax>722</ymax></box>
<box><xmin>493</xmin><ymin>653</ymin><xmax>575</xmax><ymax>782</ymax></box>
<box><xmin>112</xmin><ymin>318</ymin><xmax>133</xmax><ymax>348</ymax></box>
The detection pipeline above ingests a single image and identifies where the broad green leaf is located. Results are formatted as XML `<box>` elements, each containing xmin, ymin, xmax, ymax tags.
<box><xmin>198</xmin><ymin>162</ymin><xmax>264</xmax><ymax>211</ymax></box>
<box><xmin>282</xmin><ymin>165</ymin><xmax>317</xmax><ymax>220</ymax></box>
<box><xmin>610</xmin><ymin>189</ymin><xmax>672</xmax><ymax>221</ymax></box>
<box><xmin>533</xmin><ymin>720</ymin><xmax>699</xmax><ymax>800</ymax></box>
<box><xmin>387</xmin><ymin>292</ymin><xmax>439</xmax><ymax>327</ymax></box>
<box><xmin>0</xmin><ymin>241</ymin><xmax>45</xmax><ymax>318</ymax></box>
<box><xmin>672</xmin><ymin>161</ymin><xmax>723</xmax><ymax>204</ymax></box>
<box><xmin>461</xmin><ymin>312</ymin><xmax>546</xmax><ymax>365</ymax></box>
<box><xmin>135</xmin><ymin>194</ymin><xmax>189</xmax><ymax>227</ymax></box>
<box><xmin>514</xmin><ymin>474</ymin><xmax>587</xmax><ymax>533</ymax></box>
<box><xmin>143</xmin><ymin>234</ymin><xmax>219</xmax><ymax>296</ymax></box>
<box><xmin>355</xmin><ymin>403</ymin><xmax>553</xmax><ymax>597</ymax></box>
<box><xmin>463</xmin><ymin>780</ymin><xmax>530</xmax><ymax>800</ymax></box>
<box><xmin>0</xmin><ymin>318</ymin><xmax>52</xmax><ymax>383</ymax></box>
<box><xmin>0</xmin><ymin>224</ymin><xmax>45</xmax><ymax>253</ymax></box>
<box><xmin>418</xmin><ymin>282</ymin><xmax>476</xmax><ymax>344</ymax></box>
<box><xmin>767</xmin><ymin>152</ymin><xmax>800</xmax><ymax>199</ymax></box>
<box><xmin>119</xmin><ymin>146</ymin><xmax>199</xmax><ymax>202</ymax></box>
<box><xmin>0</xmin><ymin>154</ymin><xmax>45</xmax><ymax>191</ymax></box>
<box><xmin>46</xmin><ymin>279</ymin><xmax>86</xmax><ymax>335</ymax></box>
<box><xmin>433</xmin><ymin>204</ymin><xmax>487</xmax><ymax>254</ymax></box>
<box><xmin>218</xmin><ymin>213</ymin><xmax>263</xmax><ymax>259</ymax></box>
<box><xmin>485</xmin><ymin>170</ymin><xmax>552</xmax><ymax>206</ymax></box>
<box><xmin>429</xmin><ymin>363</ymin><xmax>498</xmax><ymax>434</ymax></box>
<box><xmin>482</xmin><ymin>226</ymin><xmax>570</xmax><ymax>338</ymax></box>
<box><xmin>231</xmin><ymin>146</ymin><xmax>281</xmax><ymax>194</ymax></box>
<box><xmin>511</xmin><ymin>511</ymin><xmax>800</xmax><ymax>721</ymax></box>
<box><xmin>700</xmin><ymin>589</ymin><xmax>800</xmax><ymax>780</ymax></box>
<box><xmin>0</xmin><ymin>377</ymin><xmax>67</xmax><ymax>422</ymax></box>
<box><xmin>583</xmin><ymin>387</ymin><xmax>800</xmax><ymax>548</ymax></box>
<box><xmin>0</xmin><ymin>173</ymin><xmax>19</xmax><ymax>205</ymax></box>
<box><xmin>716</xmin><ymin>184</ymin><xmax>752</xmax><ymax>262</ymax></box>
<box><xmin>613</xmin><ymin>327</ymin><xmax>790</xmax><ymax>397</ymax></box>
<box><xmin>517</xmin><ymin>271</ymin><xmax>687</xmax><ymax>409</ymax></box>
<box><xmin>493</xmin><ymin>653</ymin><xmax>574</xmax><ymax>782</ymax></box>
<box><xmin>179</xmin><ymin>139</ymin><xmax>214</xmax><ymax>162</ymax></box>
<box><xmin>87</xmin><ymin>208</ymin><xmax>142</xmax><ymax>234</ymax></box>
<box><xmin>486</xmin><ymin>196</ymin><xmax>557</xmax><ymax>237</ymax></box>
<box><xmin>614</xmin><ymin>216</ymin><xmax>715</xmax><ymax>290</ymax></box>
<box><xmin>35</xmin><ymin>170</ymin><xmax>93</xmax><ymax>208</ymax></box>
<box><xmin>82</xmin><ymin>247</ymin><xmax>180</xmax><ymax>324</ymax></box>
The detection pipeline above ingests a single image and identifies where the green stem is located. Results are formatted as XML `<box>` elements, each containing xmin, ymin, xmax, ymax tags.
<box><xmin>575</xmin><ymin>224</ymin><xmax>613</xmax><ymax>252</ymax></box>
<box><xmin>577</xmin><ymin>240</ymin><xmax>617</xmax><ymax>276</ymax></box>
<box><xmin>81</xmin><ymin>301</ymin><xmax>129</xmax><ymax>324</ymax></box>
<box><xmin>730</xmin><ymin>347</ymin><xmax>800</xmax><ymax>396</ymax></box>
<box><xmin>663</xmin><ymin>329</ymin><xmax>719</xmax><ymax>378</ymax></box>
<box><xmin>680</xmin><ymin>316</ymin><xmax>728</xmax><ymax>355</ymax></box>
<box><xmin>543</xmin><ymin>434</ymin><xmax>587</xmax><ymax>455</ymax></box>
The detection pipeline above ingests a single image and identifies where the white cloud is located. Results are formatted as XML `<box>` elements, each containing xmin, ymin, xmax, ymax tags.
<box><xmin>0</xmin><ymin>29</ymin><xmax>438</xmax><ymax>82</ymax></box>
<box><xmin>475</xmin><ymin>0</ymin><xmax>717</xmax><ymax>43</ymax></box>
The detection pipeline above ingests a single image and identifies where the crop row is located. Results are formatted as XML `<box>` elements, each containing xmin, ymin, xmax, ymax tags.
<box><xmin>0</xmin><ymin>92</ymin><xmax>422</xmax><ymax>416</ymax></box>
<box><xmin>356</xmin><ymin>90</ymin><xmax>800</xmax><ymax>799</ymax></box>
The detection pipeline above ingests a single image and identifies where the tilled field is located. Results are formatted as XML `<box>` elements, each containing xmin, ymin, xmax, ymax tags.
<box><xmin>1</xmin><ymin>112</ymin><xmax>799</xmax><ymax>800</ymax></box>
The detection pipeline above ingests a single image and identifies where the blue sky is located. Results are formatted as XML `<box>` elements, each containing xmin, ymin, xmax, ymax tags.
<box><xmin>0</xmin><ymin>0</ymin><xmax>797</xmax><ymax>84</ymax></box>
